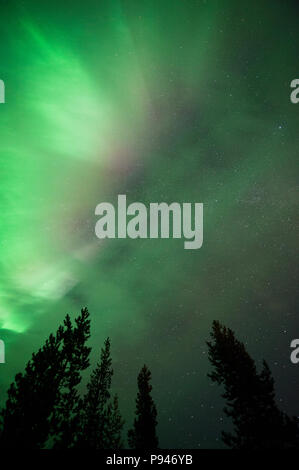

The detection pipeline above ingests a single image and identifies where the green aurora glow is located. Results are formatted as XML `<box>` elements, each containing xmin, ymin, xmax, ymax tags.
<box><xmin>0</xmin><ymin>0</ymin><xmax>298</xmax><ymax>447</ymax></box>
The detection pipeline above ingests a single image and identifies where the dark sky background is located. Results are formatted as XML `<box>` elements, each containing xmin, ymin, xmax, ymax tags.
<box><xmin>0</xmin><ymin>0</ymin><xmax>298</xmax><ymax>448</ymax></box>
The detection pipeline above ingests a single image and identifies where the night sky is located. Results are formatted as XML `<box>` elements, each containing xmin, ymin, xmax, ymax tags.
<box><xmin>0</xmin><ymin>0</ymin><xmax>298</xmax><ymax>448</ymax></box>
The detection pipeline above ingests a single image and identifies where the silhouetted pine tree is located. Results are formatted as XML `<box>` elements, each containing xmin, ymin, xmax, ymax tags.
<box><xmin>104</xmin><ymin>394</ymin><xmax>124</xmax><ymax>449</ymax></box>
<box><xmin>0</xmin><ymin>308</ymin><xmax>91</xmax><ymax>449</ymax></box>
<box><xmin>77</xmin><ymin>338</ymin><xmax>124</xmax><ymax>449</ymax></box>
<box><xmin>51</xmin><ymin>309</ymin><xmax>91</xmax><ymax>448</ymax></box>
<box><xmin>207</xmin><ymin>320</ymin><xmax>299</xmax><ymax>449</ymax></box>
<box><xmin>128</xmin><ymin>365</ymin><xmax>158</xmax><ymax>449</ymax></box>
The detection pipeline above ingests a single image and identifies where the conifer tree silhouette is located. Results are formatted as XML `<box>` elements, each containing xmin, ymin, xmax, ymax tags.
<box><xmin>207</xmin><ymin>320</ymin><xmax>299</xmax><ymax>449</ymax></box>
<box><xmin>0</xmin><ymin>308</ymin><xmax>91</xmax><ymax>449</ymax></box>
<box><xmin>104</xmin><ymin>394</ymin><xmax>124</xmax><ymax>449</ymax></box>
<box><xmin>77</xmin><ymin>338</ymin><xmax>124</xmax><ymax>449</ymax></box>
<box><xmin>51</xmin><ymin>309</ymin><xmax>91</xmax><ymax>448</ymax></box>
<box><xmin>128</xmin><ymin>365</ymin><xmax>158</xmax><ymax>449</ymax></box>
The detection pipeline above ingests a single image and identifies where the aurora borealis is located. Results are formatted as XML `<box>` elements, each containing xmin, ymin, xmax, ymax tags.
<box><xmin>0</xmin><ymin>0</ymin><xmax>298</xmax><ymax>448</ymax></box>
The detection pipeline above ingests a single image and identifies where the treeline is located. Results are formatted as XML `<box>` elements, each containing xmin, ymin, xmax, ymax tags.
<box><xmin>0</xmin><ymin>308</ymin><xmax>157</xmax><ymax>449</ymax></box>
<box><xmin>0</xmin><ymin>308</ymin><xmax>298</xmax><ymax>449</ymax></box>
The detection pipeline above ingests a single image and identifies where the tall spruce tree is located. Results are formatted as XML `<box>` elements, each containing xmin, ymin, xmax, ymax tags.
<box><xmin>104</xmin><ymin>394</ymin><xmax>124</xmax><ymax>449</ymax></box>
<box><xmin>77</xmin><ymin>338</ymin><xmax>124</xmax><ymax>449</ymax></box>
<box><xmin>128</xmin><ymin>365</ymin><xmax>158</xmax><ymax>449</ymax></box>
<box><xmin>207</xmin><ymin>320</ymin><xmax>299</xmax><ymax>449</ymax></box>
<box><xmin>0</xmin><ymin>308</ymin><xmax>91</xmax><ymax>449</ymax></box>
